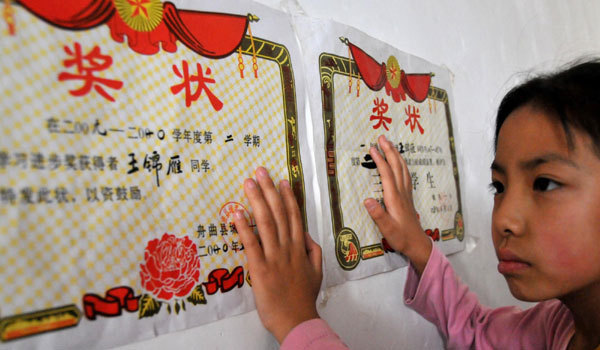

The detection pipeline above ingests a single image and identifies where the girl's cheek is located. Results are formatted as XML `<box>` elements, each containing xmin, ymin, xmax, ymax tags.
<box><xmin>539</xmin><ymin>235</ymin><xmax>588</xmax><ymax>273</ymax></box>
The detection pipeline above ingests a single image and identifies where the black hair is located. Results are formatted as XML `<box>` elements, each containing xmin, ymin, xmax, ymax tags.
<box><xmin>495</xmin><ymin>59</ymin><xmax>600</xmax><ymax>154</ymax></box>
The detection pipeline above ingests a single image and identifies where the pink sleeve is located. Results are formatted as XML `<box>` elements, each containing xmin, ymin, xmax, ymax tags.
<box><xmin>404</xmin><ymin>245</ymin><xmax>574</xmax><ymax>349</ymax></box>
<box><xmin>280</xmin><ymin>318</ymin><xmax>348</xmax><ymax>350</ymax></box>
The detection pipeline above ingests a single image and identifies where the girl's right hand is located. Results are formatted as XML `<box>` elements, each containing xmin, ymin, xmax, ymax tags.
<box><xmin>234</xmin><ymin>167</ymin><xmax>322</xmax><ymax>343</ymax></box>
<box><xmin>364</xmin><ymin>135</ymin><xmax>432</xmax><ymax>275</ymax></box>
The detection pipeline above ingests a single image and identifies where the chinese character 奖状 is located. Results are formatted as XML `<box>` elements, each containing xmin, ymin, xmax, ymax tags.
<box><xmin>405</xmin><ymin>105</ymin><xmax>424</xmax><ymax>134</ymax></box>
<box><xmin>170</xmin><ymin>61</ymin><xmax>223</xmax><ymax>111</ymax></box>
<box><xmin>370</xmin><ymin>97</ymin><xmax>391</xmax><ymax>130</ymax></box>
<box><xmin>58</xmin><ymin>42</ymin><xmax>123</xmax><ymax>102</ymax></box>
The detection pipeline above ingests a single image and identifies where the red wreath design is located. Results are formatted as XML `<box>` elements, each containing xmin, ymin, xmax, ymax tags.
<box><xmin>140</xmin><ymin>233</ymin><xmax>200</xmax><ymax>301</ymax></box>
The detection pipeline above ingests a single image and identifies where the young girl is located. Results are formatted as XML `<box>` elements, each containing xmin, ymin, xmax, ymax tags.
<box><xmin>232</xmin><ymin>59</ymin><xmax>600</xmax><ymax>349</ymax></box>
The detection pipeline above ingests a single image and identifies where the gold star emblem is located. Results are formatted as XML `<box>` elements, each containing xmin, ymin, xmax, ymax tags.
<box><xmin>114</xmin><ymin>0</ymin><xmax>163</xmax><ymax>32</ymax></box>
<box><xmin>386</xmin><ymin>55</ymin><xmax>402</xmax><ymax>89</ymax></box>
<box><xmin>128</xmin><ymin>0</ymin><xmax>151</xmax><ymax>19</ymax></box>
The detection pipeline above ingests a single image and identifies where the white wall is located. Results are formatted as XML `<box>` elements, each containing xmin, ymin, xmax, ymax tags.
<box><xmin>117</xmin><ymin>1</ymin><xmax>600</xmax><ymax>348</ymax></box>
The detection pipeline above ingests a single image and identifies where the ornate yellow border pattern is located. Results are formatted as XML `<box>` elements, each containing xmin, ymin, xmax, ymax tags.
<box><xmin>0</xmin><ymin>34</ymin><xmax>305</xmax><ymax>342</ymax></box>
<box><xmin>319</xmin><ymin>52</ymin><xmax>462</xmax><ymax>271</ymax></box>
<box><xmin>0</xmin><ymin>305</ymin><xmax>80</xmax><ymax>342</ymax></box>
<box><xmin>240</xmin><ymin>35</ymin><xmax>307</xmax><ymax>229</ymax></box>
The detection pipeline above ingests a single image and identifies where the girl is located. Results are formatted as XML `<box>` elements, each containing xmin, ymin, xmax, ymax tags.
<box><xmin>232</xmin><ymin>59</ymin><xmax>600</xmax><ymax>349</ymax></box>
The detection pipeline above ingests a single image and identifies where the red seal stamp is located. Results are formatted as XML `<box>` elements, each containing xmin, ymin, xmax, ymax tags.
<box><xmin>219</xmin><ymin>201</ymin><xmax>253</xmax><ymax>226</ymax></box>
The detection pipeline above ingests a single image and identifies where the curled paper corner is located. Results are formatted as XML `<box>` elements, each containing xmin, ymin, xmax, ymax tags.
<box><xmin>278</xmin><ymin>0</ymin><xmax>306</xmax><ymax>15</ymax></box>
<box><xmin>440</xmin><ymin>64</ymin><xmax>456</xmax><ymax>85</ymax></box>
<box><xmin>465</xmin><ymin>235</ymin><xmax>480</xmax><ymax>254</ymax></box>
<box><xmin>317</xmin><ymin>287</ymin><xmax>333</xmax><ymax>308</ymax></box>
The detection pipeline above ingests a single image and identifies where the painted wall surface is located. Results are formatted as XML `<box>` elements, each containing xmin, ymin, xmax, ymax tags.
<box><xmin>117</xmin><ymin>1</ymin><xmax>600</xmax><ymax>349</ymax></box>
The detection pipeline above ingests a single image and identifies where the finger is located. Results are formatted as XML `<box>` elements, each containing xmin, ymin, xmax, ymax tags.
<box><xmin>369</xmin><ymin>145</ymin><xmax>400</xmax><ymax>203</ymax></box>
<box><xmin>234</xmin><ymin>209</ymin><xmax>265</xmax><ymax>267</ymax></box>
<box><xmin>279</xmin><ymin>179</ymin><xmax>304</xmax><ymax>246</ymax></box>
<box><xmin>304</xmin><ymin>231</ymin><xmax>322</xmax><ymax>276</ymax></box>
<box><xmin>398</xmin><ymin>150</ymin><xmax>413</xmax><ymax>198</ymax></box>
<box><xmin>243</xmin><ymin>177</ymin><xmax>279</xmax><ymax>255</ymax></box>
<box><xmin>364</xmin><ymin>198</ymin><xmax>397</xmax><ymax>238</ymax></box>
<box><xmin>255</xmin><ymin>167</ymin><xmax>291</xmax><ymax>246</ymax></box>
<box><xmin>378</xmin><ymin>135</ymin><xmax>404</xmax><ymax>191</ymax></box>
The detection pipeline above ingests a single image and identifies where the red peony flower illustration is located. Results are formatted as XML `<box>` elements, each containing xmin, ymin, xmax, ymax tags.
<box><xmin>140</xmin><ymin>233</ymin><xmax>200</xmax><ymax>301</ymax></box>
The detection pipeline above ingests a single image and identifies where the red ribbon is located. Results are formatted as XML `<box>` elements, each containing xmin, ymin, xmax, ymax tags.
<box><xmin>425</xmin><ymin>228</ymin><xmax>441</xmax><ymax>241</ymax></box>
<box><xmin>17</xmin><ymin>0</ymin><xmax>248</xmax><ymax>58</ymax></box>
<box><xmin>82</xmin><ymin>286</ymin><xmax>139</xmax><ymax>320</ymax></box>
<box><xmin>203</xmin><ymin>266</ymin><xmax>244</xmax><ymax>295</ymax></box>
<box><xmin>347</xmin><ymin>40</ymin><xmax>432</xmax><ymax>102</ymax></box>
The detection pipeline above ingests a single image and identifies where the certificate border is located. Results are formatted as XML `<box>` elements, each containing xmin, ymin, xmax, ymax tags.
<box><xmin>319</xmin><ymin>52</ymin><xmax>462</xmax><ymax>271</ymax></box>
<box><xmin>0</xmin><ymin>33</ymin><xmax>307</xmax><ymax>341</ymax></box>
<box><xmin>240</xmin><ymin>36</ymin><xmax>307</xmax><ymax>229</ymax></box>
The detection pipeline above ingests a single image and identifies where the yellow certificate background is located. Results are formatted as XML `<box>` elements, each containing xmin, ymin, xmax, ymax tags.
<box><xmin>0</xmin><ymin>7</ymin><xmax>301</xmax><ymax>318</ymax></box>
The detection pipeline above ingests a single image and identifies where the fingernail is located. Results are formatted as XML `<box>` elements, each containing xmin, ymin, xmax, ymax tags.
<box><xmin>245</xmin><ymin>178</ymin><xmax>256</xmax><ymax>188</ymax></box>
<box><xmin>364</xmin><ymin>198</ymin><xmax>378</xmax><ymax>210</ymax></box>
<box><xmin>381</xmin><ymin>134</ymin><xmax>387</xmax><ymax>142</ymax></box>
<box><xmin>280</xmin><ymin>179</ymin><xmax>290</xmax><ymax>188</ymax></box>
<box><xmin>256</xmin><ymin>167</ymin><xmax>268</xmax><ymax>178</ymax></box>
<box><xmin>234</xmin><ymin>210</ymin><xmax>244</xmax><ymax>220</ymax></box>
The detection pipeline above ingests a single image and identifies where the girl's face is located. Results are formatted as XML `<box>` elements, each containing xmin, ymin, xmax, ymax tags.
<box><xmin>491</xmin><ymin>104</ymin><xmax>600</xmax><ymax>302</ymax></box>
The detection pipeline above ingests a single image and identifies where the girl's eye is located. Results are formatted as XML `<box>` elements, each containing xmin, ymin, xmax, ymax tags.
<box><xmin>489</xmin><ymin>181</ymin><xmax>504</xmax><ymax>195</ymax></box>
<box><xmin>533</xmin><ymin>177</ymin><xmax>560</xmax><ymax>192</ymax></box>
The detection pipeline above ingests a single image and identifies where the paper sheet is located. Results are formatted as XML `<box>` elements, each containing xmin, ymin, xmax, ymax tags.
<box><xmin>0</xmin><ymin>1</ymin><xmax>462</xmax><ymax>348</ymax></box>
<box><xmin>294</xmin><ymin>17</ymin><xmax>465</xmax><ymax>287</ymax></box>
<box><xmin>0</xmin><ymin>0</ymin><xmax>311</xmax><ymax>348</ymax></box>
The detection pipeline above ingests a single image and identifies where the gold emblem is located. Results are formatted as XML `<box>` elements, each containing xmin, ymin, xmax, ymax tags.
<box><xmin>455</xmin><ymin>212</ymin><xmax>464</xmax><ymax>241</ymax></box>
<box><xmin>335</xmin><ymin>227</ymin><xmax>360</xmax><ymax>270</ymax></box>
<box><xmin>114</xmin><ymin>0</ymin><xmax>164</xmax><ymax>32</ymax></box>
<box><xmin>386</xmin><ymin>55</ymin><xmax>402</xmax><ymax>89</ymax></box>
<box><xmin>0</xmin><ymin>305</ymin><xmax>81</xmax><ymax>341</ymax></box>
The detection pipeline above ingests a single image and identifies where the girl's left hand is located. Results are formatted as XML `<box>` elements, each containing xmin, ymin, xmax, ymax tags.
<box><xmin>234</xmin><ymin>167</ymin><xmax>323</xmax><ymax>344</ymax></box>
<box><xmin>364</xmin><ymin>135</ymin><xmax>431</xmax><ymax>274</ymax></box>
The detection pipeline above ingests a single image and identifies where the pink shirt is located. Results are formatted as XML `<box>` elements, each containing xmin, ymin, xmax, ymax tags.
<box><xmin>281</xmin><ymin>245</ymin><xmax>574</xmax><ymax>349</ymax></box>
<box><xmin>280</xmin><ymin>318</ymin><xmax>348</xmax><ymax>349</ymax></box>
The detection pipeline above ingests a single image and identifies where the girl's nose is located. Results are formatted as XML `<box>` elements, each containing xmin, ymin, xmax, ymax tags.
<box><xmin>492</xmin><ymin>189</ymin><xmax>526</xmax><ymax>238</ymax></box>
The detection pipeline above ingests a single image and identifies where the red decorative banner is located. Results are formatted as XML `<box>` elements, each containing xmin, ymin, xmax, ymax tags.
<box><xmin>82</xmin><ymin>286</ymin><xmax>140</xmax><ymax>320</ymax></box>
<box><xmin>203</xmin><ymin>266</ymin><xmax>244</xmax><ymax>295</ymax></box>
<box><xmin>343</xmin><ymin>38</ymin><xmax>432</xmax><ymax>103</ymax></box>
<box><xmin>17</xmin><ymin>0</ymin><xmax>249</xmax><ymax>58</ymax></box>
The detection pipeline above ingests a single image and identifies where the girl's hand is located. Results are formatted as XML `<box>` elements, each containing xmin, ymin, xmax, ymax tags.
<box><xmin>364</xmin><ymin>135</ymin><xmax>432</xmax><ymax>274</ymax></box>
<box><xmin>234</xmin><ymin>167</ymin><xmax>322</xmax><ymax>344</ymax></box>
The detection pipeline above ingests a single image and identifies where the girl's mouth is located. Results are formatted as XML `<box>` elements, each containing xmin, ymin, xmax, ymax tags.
<box><xmin>497</xmin><ymin>249</ymin><xmax>531</xmax><ymax>274</ymax></box>
<box><xmin>497</xmin><ymin>260</ymin><xmax>531</xmax><ymax>274</ymax></box>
